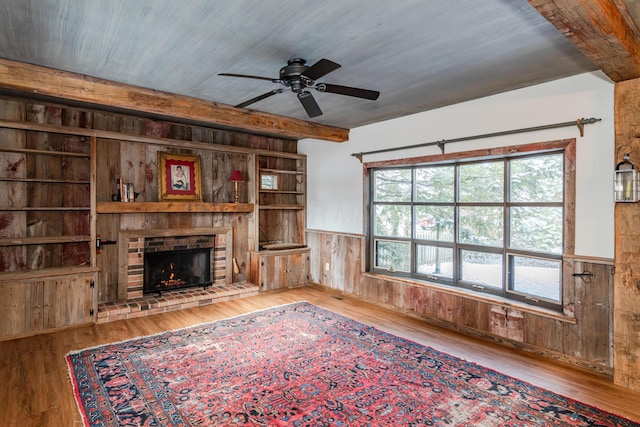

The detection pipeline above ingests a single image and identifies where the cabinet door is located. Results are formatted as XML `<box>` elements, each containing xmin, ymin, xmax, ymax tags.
<box><xmin>0</xmin><ymin>281</ymin><xmax>43</xmax><ymax>338</ymax></box>
<box><xmin>260</xmin><ymin>255</ymin><xmax>289</xmax><ymax>290</ymax></box>
<box><xmin>286</xmin><ymin>252</ymin><xmax>309</xmax><ymax>288</ymax></box>
<box><xmin>43</xmin><ymin>275</ymin><xmax>95</xmax><ymax>329</ymax></box>
<box><xmin>0</xmin><ymin>274</ymin><xmax>95</xmax><ymax>339</ymax></box>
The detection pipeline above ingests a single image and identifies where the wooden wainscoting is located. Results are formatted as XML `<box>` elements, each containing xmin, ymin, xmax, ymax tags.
<box><xmin>306</xmin><ymin>229</ymin><xmax>614</xmax><ymax>375</ymax></box>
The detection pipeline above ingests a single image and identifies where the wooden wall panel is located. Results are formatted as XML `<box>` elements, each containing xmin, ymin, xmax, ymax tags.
<box><xmin>96</xmin><ymin>214</ymin><xmax>120</xmax><ymax>302</ymax></box>
<box><xmin>306</xmin><ymin>230</ymin><xmax>363</xmax><ymax>294</ymax></box>
<box><xmin>462</xmin><ymin>298</ymin><xmax>489</xmax><ymax>332</ymax></box>
<box><xmin>0</xmin><ymin>282</ymin><xmax>41</xmax><ymax>337</ymax></box>
<box><xmin>307</xmin><ymin>229</ymin><xmax>615</xmax><ymax>375</ymax></box>
<box><xmin>43</xmin><ymin>277</ymin><xmax>90</xmax><ymax>329</ymax></box>
<box><xmin>0</xmin><ymin>100</ymin><xmax>27</xmax><ymax>271</ymax></box>
<box><xmin>0</xmin><ymin>96</ymin><xmax>294</xmax><ymax>303</ymax></box>
<box><xmin>0</xmin><ymin>274</ymin><xmax>94</xmax><ymax>340</ymax></box>
<box><xmin>569</xmin><ymin>260</ymin><xmax>613</xmax><ymax>363</ymax></box>
<box><xmin>490</xmin><ymin>307</ymin><xmax>524</xmax><ymax>342</ymax></box>
<box><xmin>230</xmin><ymin>214</ymin><xmax>250</xmax><ymax>282</ymax></box>
<box><xmin>614</xmin><ymin>77</ymin><xmax>640</xmax><ymax>391</ymax></box>
<box><xmin>524</xmin><ymin>313</ymin><xmax>564</xmax><ymax>354</ymax></box>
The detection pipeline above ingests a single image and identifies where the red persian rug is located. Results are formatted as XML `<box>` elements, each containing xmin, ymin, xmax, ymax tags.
<box><xmin>67</xmin><ymin>302</ymin><xmax>638</xmax><ymax>426</ymax></box>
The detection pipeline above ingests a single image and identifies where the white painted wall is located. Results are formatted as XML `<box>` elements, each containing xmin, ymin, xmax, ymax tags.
<box><xmin>299</xmin><ymin>71</ymin><xmax>615</xmax><ymax>259</ymax></box>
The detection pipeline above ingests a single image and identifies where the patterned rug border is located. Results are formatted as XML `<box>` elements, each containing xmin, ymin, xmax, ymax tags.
<box><xmin>65</xmin><ymin>301</ymin><xmax>305</xmax><ymax>357</ymax></box>
<box><xmin>65</xmin><ymin>301</ymin><xmax>639</xmax><ymax>426</ymax></box>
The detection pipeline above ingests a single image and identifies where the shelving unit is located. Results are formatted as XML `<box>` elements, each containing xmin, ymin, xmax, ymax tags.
<box><xmin>0</xmin><ymin>123</ymin><xmax>97</xmax><ymax>339</ymax></box>
<box><xmin>256</xmin><ymin>153</ymin><xmax>307</xmax><ymax>247</ymax></box>
<box><xmin>249</xmin><ymin>152</ymin><xmax>309</xmax><ymax>289</ymax></box>
<box><xmin>0</xmin><ymin>132</ymin><xmax>95</xmax><ymax>272</ymax></box>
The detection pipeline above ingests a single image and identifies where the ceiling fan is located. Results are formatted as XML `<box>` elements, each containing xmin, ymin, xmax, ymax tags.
<box><xmin>219</xmin><ymin>58</ymin><xmax>380</xmax><ymax>118</ymax></box>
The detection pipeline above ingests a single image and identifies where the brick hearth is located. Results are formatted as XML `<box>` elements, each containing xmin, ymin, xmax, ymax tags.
<box><xmin>97</xmin><ymin>281</ymin><xmax>259</xmax><ymax>323</ymax></box>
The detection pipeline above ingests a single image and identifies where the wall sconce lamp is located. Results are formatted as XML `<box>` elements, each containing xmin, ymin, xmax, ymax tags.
<box><xmin>614</xmin><ymin>154</ymin><xmax>639</xmax><ymax>203</ymax></box>
<box><xmin>229</xmin><ymin>170</ymin><xmax>244</xmax><ymax>204</ymax></box>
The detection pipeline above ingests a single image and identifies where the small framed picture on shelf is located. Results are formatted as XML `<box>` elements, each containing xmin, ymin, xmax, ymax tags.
<box><xmin>158</xmin><ymin>152</ymin><xmax>202</xmax><ymax>201</ymax></box>
<box><xmin>261</xmin><ymin>174</ymin><xmax>278</xmax><ymax>190</ymax></box>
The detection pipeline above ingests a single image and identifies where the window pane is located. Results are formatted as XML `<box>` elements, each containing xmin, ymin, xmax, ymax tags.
<box><xmin>374</xmin><ymin>169</ymin><xmax>411</xmax><ymax>202</ymax></box>
<box><xmin>375</xmin><ymin>205</ymin><xmax>411</xmax><ymax>238</ymax></box>
<box><xmin>510</xmin><ymin>154</ymin><xmax>563</xmax><ymax>202</ymax></box>
<box><xmin>459</xmin><ymin>161</ymin><xmax>504</xmax><ymax>202</ymax></box>
<box><xmin>511</xmin><ymin>256</ymin><xmax>560</xmax><ymax>301</ymax></box>
<box><xmin>459</xmin><ymin>206</ymin><xmax>503</xmax><ymax>246</ymax></box>
<box><xmin>417</xmin><ymin>245</ymin><xmax>453</xmax><ymax>279</ymax></box>
<box><xmin>375</xmin><ymin>240</ymin><xmax>410</xmax><ymax>272</ymax></box>
<box><xmin>460</xmin><ymin>250</ymin><xmax>502</xmax><ymax>289</ymax></box>
<box><xmin>510</xmin><ymin>207</ymin><xmax>562</xmax><ymax>254</ymax></box>
<box><xmin>415</xmin><ymin>205</ymin><xmax>454</xmax><ymax>242</ymax></box>
<box><xmin>415</xmin><ymin>166</ymin><xmax>454</xmax><ymax>202</ymax></box>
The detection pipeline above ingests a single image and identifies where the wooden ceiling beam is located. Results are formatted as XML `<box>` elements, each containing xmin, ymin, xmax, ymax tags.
<box><xmin>0</xmin><ymin>58</ymin><xmax>349</xmax><ymax>142</ymax></box>
<box><xmin>529</xmin><ymin>0</ymin><xmax>640</xmax><ymax>82</ymax></box>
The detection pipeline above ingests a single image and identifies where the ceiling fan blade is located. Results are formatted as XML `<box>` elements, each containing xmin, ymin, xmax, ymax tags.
<box><xmin>301</xmin><ymin>58</ymin><xmax>341</xmax><ymax>81</ymax></box>
<box><xmin>297</xmin><ymin>91</ymin><xmax>323</xmax><ymax>117</ymax></box>
<box><xmin>317</xmin><ymin>83</ymin><xmax>380</xmax><ymax>100</ymax></box>
<box><xmin>235</xmin><ymin>89</ymin><xmax>283</xmax><ymax>108</ymax></box>
<box><xmin>219</xmin><ymin>73</ymin><xmax>277</xmax><ymax>82</ymax></box>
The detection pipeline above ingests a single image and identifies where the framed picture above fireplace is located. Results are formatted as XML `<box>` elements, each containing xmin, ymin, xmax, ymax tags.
<box><xmin>158</xmin><ymin>152</ymin><xmax>203</xmax><ymax>201</ymax></box>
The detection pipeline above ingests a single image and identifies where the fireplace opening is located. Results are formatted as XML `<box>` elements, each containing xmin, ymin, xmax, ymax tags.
<box><xmin>144</xmin><ymin>248</ymin><xmax>212</xmax><ymax>295</ymax></box>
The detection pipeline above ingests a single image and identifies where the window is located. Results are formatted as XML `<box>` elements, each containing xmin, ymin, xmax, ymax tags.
<box><xmin>368</xmin><ymin>142</ymin><xmax>569</xmax><ymax>310</ymax></box>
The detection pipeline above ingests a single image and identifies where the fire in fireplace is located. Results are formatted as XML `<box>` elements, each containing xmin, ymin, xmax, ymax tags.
<box><xmin>144</xmin><ymin>248</ymin><xmax>212</xmax><ymax>295</ymax></box>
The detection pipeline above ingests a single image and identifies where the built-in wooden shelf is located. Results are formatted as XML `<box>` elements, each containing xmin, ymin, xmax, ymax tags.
<box><xmin>0</xmin><ymin>146</ymin><xmax>90</xmax><ymax>158</ymax></box>
<box><xmin>96</xmin><ymin>201</ymin><xmax>254</xmax><ymax>214</ymax></box>
<box><xmin>259</xmin><ymin>204</ymin><xmax>305</xmax><ymax>210</ymax></box>
<box><xmin>0</xmin><ymin>207</ymin><xmax>90</xmax><ymax>211</ymax></box>
<box><xmin>0</xmin><ymin>266</ymin><xmax>99</xmax><ymax>284</ymax></box>
<box><xmin>0</xmin><ymin>178</ymin><xmax>90</xmax><ymax>184</ymax></box>
<box><xmin>260</xmin><ymin>168</ymin><xmax>304</xmax><ymax>175</ymax></box>
<box><xmin>0</xmin><ymin>235</ymin><xmax>91</xmax><ymax>246</ymax></box>
<box><xmin>259</xmin><ymin>189</ymin><xmax>304</xmax><ymax>195</ymax></box>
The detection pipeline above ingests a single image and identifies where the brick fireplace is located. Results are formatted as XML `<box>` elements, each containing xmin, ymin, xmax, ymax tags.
<box><xmin>121</xmin><ymin>230</ymin><xmax>228</xmax><ymax>300</ymax></box>
<box><xmin>96</xmin><ymin>227</ymin><xmax>259</xmax><ymax>324</ymax></box>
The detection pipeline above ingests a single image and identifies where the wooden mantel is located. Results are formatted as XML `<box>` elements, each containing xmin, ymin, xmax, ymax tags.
<box><xmin>0</xmin><ymin>58</ymin><xmax>349</xmax><ymax>143</ymax></box>
<box><xmin>97</xmin><ymin>202</ymin><xmax>253</xmax><ymax>213</ymax></box>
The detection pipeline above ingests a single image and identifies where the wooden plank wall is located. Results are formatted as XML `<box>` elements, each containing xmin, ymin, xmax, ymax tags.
<box><xmin>613</xmin><ymin>77</ymin><xmax>640</xmax><ymax>391</ymax></box>
<box><xmin>306</xmin><ymin>229</ymin><xmax>614</xmax><ymax>375</ymax></box>
<box><xmin>0</xmin><ymin>99</ymin><xmax>26</xmax><ymax>271</ymax></box>
<box><xmin>0</xmin><ymin>95</ymin><xmax>296</xmax><ymax>304</ymax></box>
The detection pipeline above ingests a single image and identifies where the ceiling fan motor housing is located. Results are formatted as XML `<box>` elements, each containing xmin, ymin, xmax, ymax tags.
<box><xmin>280</xmin><ymin>58</ymin><xmax>311</xmax><ymax>92</ymax></box>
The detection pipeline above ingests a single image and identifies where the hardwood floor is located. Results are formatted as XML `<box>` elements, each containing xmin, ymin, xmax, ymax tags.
<box><xmin>1</xmin><ymin>285</ymin><xmax>639</xmax><ymax>426</ymax></box>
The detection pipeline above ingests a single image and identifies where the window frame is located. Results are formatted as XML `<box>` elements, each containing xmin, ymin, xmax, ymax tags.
<box><xmin>364</xmin><ymin>139</ymin><xmax>575</xmax><ymax>311</ymax></box>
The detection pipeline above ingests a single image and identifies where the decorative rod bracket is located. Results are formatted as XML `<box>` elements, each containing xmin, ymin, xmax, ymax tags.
<box><xmin>576</xmin><ymin>117</ymin><xmax>601</xmax><ymax>137</ymax></box>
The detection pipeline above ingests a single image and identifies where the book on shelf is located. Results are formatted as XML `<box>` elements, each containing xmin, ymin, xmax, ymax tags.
<box><xmin>115</xmin><ymin>178</ymin><xmax>135</xmax><ymax>202</ymax></box>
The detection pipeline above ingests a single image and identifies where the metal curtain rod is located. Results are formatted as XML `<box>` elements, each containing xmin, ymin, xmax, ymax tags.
<box><xmin>351</xmin><ymin>117</ymin><xmax>601</xmax><ymax>162</ymax></box>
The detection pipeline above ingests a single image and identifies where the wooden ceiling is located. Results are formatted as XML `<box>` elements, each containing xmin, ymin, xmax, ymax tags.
<box><xmin>0</xmin><ymin>0</ymin><xmax>638</xmax><ymax>142</ymax></box>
